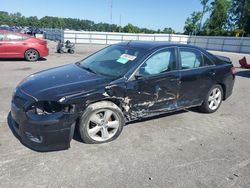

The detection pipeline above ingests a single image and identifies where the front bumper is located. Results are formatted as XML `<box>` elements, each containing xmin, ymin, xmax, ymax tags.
<box><xmin>10</xmin><ymin>89</ymin><xmax>76</xmax><ymax>152</ymax></box>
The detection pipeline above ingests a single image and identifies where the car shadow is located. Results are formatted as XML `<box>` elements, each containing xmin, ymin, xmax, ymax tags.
<box><xmin>236</xmin><ymin>70</ymin><xmax>250</xmax><ymax>78</ymax></box>
<box><xmin>0</xmin><ymin>57</ymin><xmax>47</xmax><ymax>62</ymax></box>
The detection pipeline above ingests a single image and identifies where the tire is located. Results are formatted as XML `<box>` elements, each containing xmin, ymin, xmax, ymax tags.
<box><xmin>199</xmin><ymin>84</ymin><xmax>223</xmax><ymax>113</ymax></box>
<box><xmin>68</xmin><ymin>49</ymin><xmax>74</xmax><ymax>54</ymax></box>
<box><xmin>79</xmin><ymin>101</ymin><xmax>125</xmax><ymax>144</ymax></box>
<box><xmin>57</xmin><ymin>49</ymin><xmax>64</xmax><ymax>54</ymax></box>
<box><xmin>25</xmin><ymin>49</ymin><xmax>39</xmax><ymax>61</ymax></box>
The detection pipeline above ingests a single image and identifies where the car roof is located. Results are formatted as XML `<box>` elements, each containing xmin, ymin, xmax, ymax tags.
<box><xmin>117</xmin><ymin>40</ymin><xmax>203</xmax><ymax>51</ymax></box>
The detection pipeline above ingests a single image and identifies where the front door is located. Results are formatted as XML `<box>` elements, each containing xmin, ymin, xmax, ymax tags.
<box><xmin>126</xmin><ymin>47</ymin><xmax>180</xmax><ymax>118</ymax></box>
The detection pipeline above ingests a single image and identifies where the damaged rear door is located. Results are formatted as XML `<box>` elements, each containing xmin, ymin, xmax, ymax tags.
<box><xmin>126</xmin><ymin>47</ymin><xmax>180</xmax><ymax>117</ymax></box>
<box><xmin>178</xmin><ymin>47</ymin><xmax>215</xmax><ymax>108</ymax></box>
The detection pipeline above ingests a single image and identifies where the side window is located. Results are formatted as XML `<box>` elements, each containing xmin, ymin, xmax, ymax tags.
<box><xmin>138</xmin><ymin>48</ymin><xmax>176</xmax><ymax>76</ymax></box>
<box><xmin>5</xmin><ymin>34</ymin><xmax>24</xmax><ymax>41</ymax></box>
<box><xmin>203</xmin><ymin>54</ymin><xmax>214</xmax><ymax>66</ymax></box>
<box><xmin>0</xmin><ymin>33</ymin><xmax>4</xmax><ymax>40</ymax></box>
<box><xmin>180</xmin><ymin>48</ymin><xmax>203</xmax><ymax>69</ymax></box>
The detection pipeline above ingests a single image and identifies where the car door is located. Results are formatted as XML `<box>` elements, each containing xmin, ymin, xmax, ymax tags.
<box><xmin>126</xmin><ymin>47</ymin><xmax>180</xmax><ymax>117</ymax></box>
<box><xmin>178</xmin><ymin>47</ymin><xmax>216</xmax><ymax>108</ymax></box>
<box><xmin>2</xmin><ymin>33</ymin><xmax>26</xmax><ymax>57</ymax></box>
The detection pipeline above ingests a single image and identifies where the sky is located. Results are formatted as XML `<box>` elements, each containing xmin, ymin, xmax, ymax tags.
<box><xmin>0</xmin><ymin>0</ymin><xmax>204</xmax><ymax>32</ymax></box>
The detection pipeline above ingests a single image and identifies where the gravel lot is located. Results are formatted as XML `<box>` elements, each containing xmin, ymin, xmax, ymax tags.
<box><xmin>0</xmin><ymin>41</ymin><xmax>250</xmax><ymax>188</ymax></box>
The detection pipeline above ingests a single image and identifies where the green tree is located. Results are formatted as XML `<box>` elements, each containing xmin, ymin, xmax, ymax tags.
<box><xmin>123</xmin><ymin>23</ymin><xmax>140</xmax><ymax>33</ymax></box>
<box><xmin>229</xmin><ymin>0</ymin><xmax>250</xmax><ymax>35</ymax></box>
<box><xmin>184</xmin><ymin>12</ymin><xmax>203</xmax><ymax>35</ymax></box>
<box><xmin>0</xmin><ymin>11</ymin><xmax>9</xmax><ymax>25</ymax></box>
<box><xmin>207</xmin><ymin>0</ymin><xmax>231</xmax><ymax>35</ymax></box>
<box><xmin>26</xmin><ymin>16</ymin><xmax>39</xmax><ymax>27</ymax></box>
<box><xmin>199</xmin><ymin>0</ymin><xmax>211</xmax><ymax>31</ymax></box>
<box><xmin>163</xmin><ymin>27</ymin><xmax>175</xmax><ymax>34</ymax></box>
<box><xmin>245</xmin><ymin>0</ymin><xmax>250</xmax><ymax>34</ymax></box>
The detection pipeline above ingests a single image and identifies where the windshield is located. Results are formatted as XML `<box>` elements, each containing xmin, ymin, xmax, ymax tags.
<box><xmin>78</xmin><ymin>45</ymin><xmax>145</xmax><ymax>77</ymax></box>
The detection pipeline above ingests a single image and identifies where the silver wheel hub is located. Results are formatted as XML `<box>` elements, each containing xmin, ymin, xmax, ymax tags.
<box><xmin>27</xmin><ymin>50</ymin><xmax>38</xmax><ymax>60</ymax></box>
<box><xmin>87</xmin><ymin>109</ymin><xmax>120</xmax><ymax>142</ymax></box>
<box><xmin>208</xmin><ymin>88</ymin><xmax>222</xmax><ymax>110</ymax></box>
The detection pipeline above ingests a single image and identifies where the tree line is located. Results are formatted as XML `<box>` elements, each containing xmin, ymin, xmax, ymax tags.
<box><xmin>0</xmin><ymin>0</ymin><xmax>249</xmax><ymax>36</ymax></box>
<box><xmin>184</xmin><ymin>0</ymin><xmax>250</xmax><ymax>36</ymax></box>
<box><xmin>0</xmin><ymin>11</ymin><xmax>175</xmax><ymax>34</ymax></box>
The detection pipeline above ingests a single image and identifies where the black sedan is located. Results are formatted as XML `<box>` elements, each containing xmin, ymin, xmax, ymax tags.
<box><xmin>10</xmin><ymin>41</ymin><xmax>235</xmax><ymax>151</ymax></box>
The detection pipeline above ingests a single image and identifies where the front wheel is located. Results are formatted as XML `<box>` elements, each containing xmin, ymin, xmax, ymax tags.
<box><xmin>79</xmin><ymin>101</ymin><xmax>125</xmax><ymax>144</ymax></box>
<box><xmin>199</xmin><ymin>85</ymin><xmax>223</xmax><ymax>113</ymax></box>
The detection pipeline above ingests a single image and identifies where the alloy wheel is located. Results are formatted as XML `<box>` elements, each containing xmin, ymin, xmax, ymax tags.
<box><xmin>87</xmin><ymin>109</ymin><xmax>120</xmax><ymax>142</ymax></box>
<box><xmin>26</xmin><ymin>49</ymin><xmax>39</xmax><ymax>61</ymax></box>
<box><xmin>208</xmin><ymin>88</ymin><xmax>222</xmax><ymax>110</ymax></box>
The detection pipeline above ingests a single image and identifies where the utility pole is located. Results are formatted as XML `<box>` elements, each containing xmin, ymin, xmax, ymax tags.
<box><xmin>119</xmin><ymin>14</ymin><xmax>122</xmax><ymax>32</ymax></box>
<box><xmin>110</xmin><ymin>0</ymin><xmax>113</xmax><ymax>32</ymax></box>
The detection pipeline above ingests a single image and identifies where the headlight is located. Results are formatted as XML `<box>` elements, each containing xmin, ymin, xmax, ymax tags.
<box><xmin>27</xmin><ymin>101</ymin><xmax>75</xmax><ymax>115</ymax></box>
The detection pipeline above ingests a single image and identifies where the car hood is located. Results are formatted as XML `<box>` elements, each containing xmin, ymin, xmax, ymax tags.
<box><xmin>19</xmin><ymin>64</ymin><xmax>112</xmax><ymax>101</ymax></box>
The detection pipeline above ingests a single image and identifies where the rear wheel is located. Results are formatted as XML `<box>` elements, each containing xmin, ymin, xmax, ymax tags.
<box><xmin>57</xmin><ymin>49</ymin><xmax>64</xmax><ymax>54</ymax></box>
<box><xmin>25</xmin><ymin>49</ymin><xmax>39</xmax><ymax>61</ymax></box>
<box><xmin>68</xmin><ymin>49</ymin><xmax>74</xmax><ymax>54</ymax></box>
<box><xmin>199</xmin><ymin>85</ymin><xmax>223</xmax><ymax>113</ymax></box>
<box><xmin>79</xmin><ymin>101</ymin><xmax>124</xmax><ymax>144</ymax></box>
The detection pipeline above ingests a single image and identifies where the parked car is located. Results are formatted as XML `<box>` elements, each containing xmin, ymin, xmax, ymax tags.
<box><xmin>10</xmin><ymin>41</ymin><xmax>235</xmax><ymax>151</ymax></box>
<box><xmin>0</xmin><ymin>30</ymin><xmax>48</xmax><ymax>61</ymax></box>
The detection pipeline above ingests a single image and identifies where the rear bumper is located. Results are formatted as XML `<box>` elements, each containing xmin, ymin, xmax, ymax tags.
<box><xmin>39</xmin><ymin>46</ymin><xmax>49</xmax><ymax>57</ymax></box>
<box><xmin>10</xmin><ymin>90</ymin><xmax>76</xmax><ymax>152</ymax></box>
<box><xmin>224</xmin><ymin>74</ymin><xmax>235</xmax><ymax>100</ymax></box>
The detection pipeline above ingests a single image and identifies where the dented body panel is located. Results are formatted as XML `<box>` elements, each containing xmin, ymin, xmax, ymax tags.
<box><xmin>10</xmin><ymin>41</ymin><xmax>235</xmax><ymax>151</ymax></box>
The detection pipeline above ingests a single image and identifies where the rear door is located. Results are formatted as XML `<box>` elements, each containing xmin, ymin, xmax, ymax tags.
<box><xmin>178</xmin><ymin>47</ymin><xmax>216</xmax><ymax>108</ymax></box>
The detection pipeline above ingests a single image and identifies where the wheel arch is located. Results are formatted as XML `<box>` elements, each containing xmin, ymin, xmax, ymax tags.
<box><xmin>24</xmin><ymin>48</ymin><xmax>40</xmax><ymax>58</ymax></box>
<box><xmin>217</xmin><ymin>83</ymin><xmax>226</xmax><ymax>100</ymax></box>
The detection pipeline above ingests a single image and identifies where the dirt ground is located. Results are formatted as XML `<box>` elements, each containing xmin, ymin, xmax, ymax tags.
<box><xmin>0</xmin><ymin>41</ymin><xmax>250</xmax><ymax>188</ymax></box>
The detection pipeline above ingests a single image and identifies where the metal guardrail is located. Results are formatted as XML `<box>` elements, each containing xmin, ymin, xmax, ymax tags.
<box><xmin>43</xmin><ymin>28</ymin><xmax>64</xmax><ymax>42</ymax></box>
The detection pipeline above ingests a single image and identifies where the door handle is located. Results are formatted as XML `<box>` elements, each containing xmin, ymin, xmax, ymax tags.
<box><xmin>22</xmin><ymin>43</ymin><xmax>27</xmax><ymax>45</ymax></box>
<box><xmin>170</xmin><ymin>78</ymin><xmax>180</xmax><ymax>82</ymax></box>
<box><xmin>209</xmin><ymin>71</ymin><xmax>216</xmax><ymax>76</ymax></box>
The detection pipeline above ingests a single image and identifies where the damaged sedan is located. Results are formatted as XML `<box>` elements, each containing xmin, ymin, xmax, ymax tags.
<box><xmin>11</xmin><ymin>41</ymin><xmax>235</xmax><ymax>151</ymax></box>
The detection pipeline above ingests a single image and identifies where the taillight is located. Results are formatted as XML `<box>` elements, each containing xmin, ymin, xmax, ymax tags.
<box><xmin>230</xmin><ymin>66</ymin><xmax>237</xmax><ymax>75</ymax></box>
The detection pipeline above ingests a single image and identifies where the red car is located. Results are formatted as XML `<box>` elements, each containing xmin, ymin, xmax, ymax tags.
<box><xmin>0</xmin><ymin>30</ymin><xmax>49</xmax><ymax>61</ymax></box>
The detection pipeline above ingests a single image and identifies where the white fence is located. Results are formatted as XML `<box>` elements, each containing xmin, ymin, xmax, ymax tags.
<box><xmin>44</xmin><ymin>29</ymin><xmax>250</xmax><ymax>53</ymax></box>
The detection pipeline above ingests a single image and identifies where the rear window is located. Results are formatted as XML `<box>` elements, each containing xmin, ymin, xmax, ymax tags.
<box><xmin>180</xmin><ymin>48</ymin><xmax>214</xmax><ymax>69</ymax></box>
<box><xmin>203</xmin><ymin>54</ymin><xmax>214</xmax><ymax>66</ymax></box>
<box><xmin>180</xmin><ymin>49</ymin><xmax>203</xmax><ymax>69</ymax></box>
